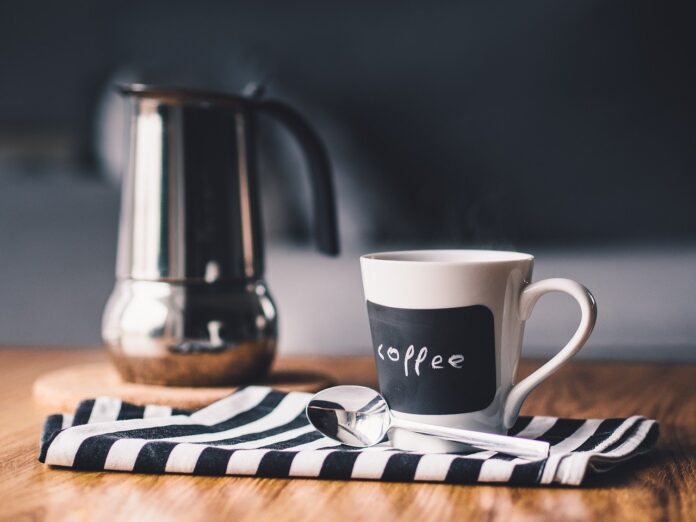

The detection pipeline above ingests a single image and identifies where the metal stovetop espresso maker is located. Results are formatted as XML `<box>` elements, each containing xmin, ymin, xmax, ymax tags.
<box><xmin>102</xmin><ymin>84</ymin><xmax>339</xmax><ymax>386</ymax></box>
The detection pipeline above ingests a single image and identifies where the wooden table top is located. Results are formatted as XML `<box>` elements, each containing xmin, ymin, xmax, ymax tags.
<box><xmin>1</xmin><ymin>347</ymin><xmax>694</xmax><ymax>521</ymax></box>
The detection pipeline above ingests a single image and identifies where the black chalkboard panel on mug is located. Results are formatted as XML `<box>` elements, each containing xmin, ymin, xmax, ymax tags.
<box><xmin>366</xmin><ymin>301</ymin><xmax>496</xmax><ymax>415</ymax></box>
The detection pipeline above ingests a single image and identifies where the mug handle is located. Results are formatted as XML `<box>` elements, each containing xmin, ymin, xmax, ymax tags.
<box><xmin>503</xmin><ymin>278</ymin><xmax>597</xmax><ymax>429</ymax></box>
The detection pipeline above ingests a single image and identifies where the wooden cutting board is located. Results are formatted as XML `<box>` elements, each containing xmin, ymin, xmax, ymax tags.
<box><xmin>33</xmin><ymin>361</ymin><xmax>334</xmax><ymax>411</ymax></box>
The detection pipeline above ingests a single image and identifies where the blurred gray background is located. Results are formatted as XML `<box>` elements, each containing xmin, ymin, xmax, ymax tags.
<box><xmin>1</xmin><ymin>0</ymin><xmax>695</xmax><ymax>360</ymax></box>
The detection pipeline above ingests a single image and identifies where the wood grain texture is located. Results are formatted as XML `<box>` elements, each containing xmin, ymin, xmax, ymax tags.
<box><xmin>32</xmin><ymin>361</ymin><xmax>333</xmax><ymax>411</ymax></box>
<box><xmin>1</xmin><ymin>347</ymin><xmax>694</xmax><ymax>522</ymax></box>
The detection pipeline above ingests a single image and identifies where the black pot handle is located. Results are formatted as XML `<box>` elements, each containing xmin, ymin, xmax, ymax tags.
<box><xmin>256</xmin><ymin>99</ymin><xmax>340</xmax><ymax>256</ymax></box>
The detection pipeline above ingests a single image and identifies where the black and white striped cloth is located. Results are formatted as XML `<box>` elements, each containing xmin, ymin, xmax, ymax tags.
<box><xmin>39</xmin><ymin>386</ymin><xmax>658</xmax><ymax>486</ymax></box>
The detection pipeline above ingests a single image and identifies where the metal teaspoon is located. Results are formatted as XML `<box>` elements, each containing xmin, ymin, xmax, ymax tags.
<box><xmin>306</xmin><ymin>385</ymin><xmax>550</xmax><ymax>460</ymax></box>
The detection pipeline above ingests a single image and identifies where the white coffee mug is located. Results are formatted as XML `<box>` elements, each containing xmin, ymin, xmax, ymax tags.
<box><xmin>360</xmin><ymin>249</ymin><xmax>596</xmax><ymax>452</ymax></box>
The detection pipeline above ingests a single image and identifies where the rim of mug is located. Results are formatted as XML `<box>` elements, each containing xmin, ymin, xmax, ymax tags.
<box><xmin>360</xmin><ymin>249</ymin><xmax>534</xmax><ymax>265</ymax></box>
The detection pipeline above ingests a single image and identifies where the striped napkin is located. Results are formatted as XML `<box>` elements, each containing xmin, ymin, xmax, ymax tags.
<box><xmin>39</xmin><ymin>386</ymin><xmax>658</xmax><ymax>486</ymax></box>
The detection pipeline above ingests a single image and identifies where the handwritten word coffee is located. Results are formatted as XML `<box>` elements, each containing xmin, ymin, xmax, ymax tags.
<box><xmin>377</xmin><ymin>344</ymin><xmax>465</xmax><ymax>377</ymax></box>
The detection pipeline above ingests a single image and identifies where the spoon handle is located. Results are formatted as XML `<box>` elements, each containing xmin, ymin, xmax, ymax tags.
<box><xmin>392</xmin><ymin>418</ymin><xmax>550</xmax><ymax>460</ymax></box>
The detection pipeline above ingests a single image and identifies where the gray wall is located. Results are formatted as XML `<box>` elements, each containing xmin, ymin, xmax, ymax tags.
<box><xmin>1</xmin><ymin>175</ymin><xmax>695</xmax><ymax>360</ymax></box>
<box><xmin>1</xmin><ymin>1</ymin><xmax>695</xmax><ymax>359</ymax></box>
<box><xmin>2</xmin><ymin>1</ymin><xmax>696</xmax><ymax>244</ymax></box>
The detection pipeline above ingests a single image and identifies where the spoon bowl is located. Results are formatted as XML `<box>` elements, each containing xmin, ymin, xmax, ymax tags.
<box><xmin>306</xmin><ymin>385</ymin><xmax>550</xmax><ymax>459</ymax></box>
<box><xmin>306</xmin><ymin>385</ymin><xmax>391</xmax><ymax>447</ymax></box>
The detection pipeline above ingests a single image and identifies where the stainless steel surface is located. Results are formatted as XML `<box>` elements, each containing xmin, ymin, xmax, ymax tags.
<box><xmin>103</xmin><ymin>84</ymin><xmax>339</xmax><ymax>385</ymax></box>
<box><xmin>116</xmin><ymin>86</ymin><xmax>262</xmax><ymax>282</ymax></box>
<box><xmin>306</xmin><ymin>385</ymin><xmax>391</xmax><ymax>446</ymax></box>
<box><xmin>103</xmin><ymin>280</ymin><xmax>277</xmax><ymax>386</ymax></box>
<box><xmin>306</xmin><ymin>385</ymin><xmax>550</xmax><ymax>459</ymax></box>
